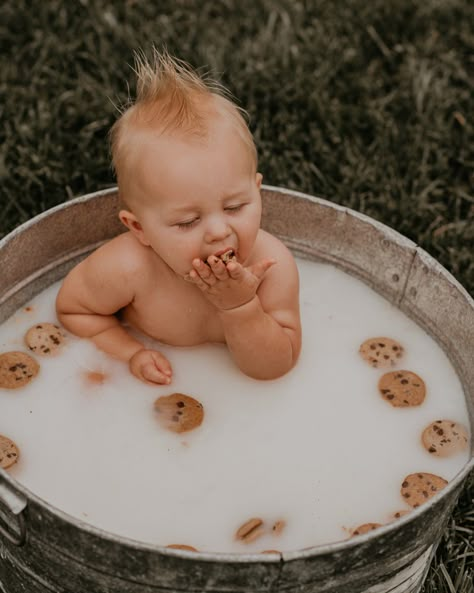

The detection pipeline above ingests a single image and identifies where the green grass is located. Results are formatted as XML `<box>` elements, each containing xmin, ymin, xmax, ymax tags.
<box><xmin>0</xmin><ymin>1</ymin><xmax>473</xmax><ymax>590</ymax></box>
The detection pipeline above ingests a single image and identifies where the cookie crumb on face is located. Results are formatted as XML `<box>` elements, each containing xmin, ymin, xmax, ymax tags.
<box><xmin>220</xmin><ymin>249</ymin><xmax>236</xmax><ymax>264</ymax></box>
<box><xmin>0</xmin><ymin>435</ymin><xmax>19</xmax><ymax>469</ymax></box>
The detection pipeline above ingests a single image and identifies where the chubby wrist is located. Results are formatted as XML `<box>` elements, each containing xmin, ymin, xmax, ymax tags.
<box><xmin>127</xmin><ymin>346</ymin><xmax>146</xmax><ymax>363</ymax></box>
<box><xmin>217</xmin><ymin>295</ymin><xmax>261</xmax><ymax>317</ymax></box>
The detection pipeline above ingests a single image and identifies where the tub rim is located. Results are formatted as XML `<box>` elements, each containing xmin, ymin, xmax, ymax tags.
<box><xmin>0</xmin><ymin>185</ymin><xmax>473</xmax><ymax>564</ymax></box>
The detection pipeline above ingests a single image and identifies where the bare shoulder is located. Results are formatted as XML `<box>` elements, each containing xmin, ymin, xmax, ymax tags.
<box><xmin>253</xmin><ymin>228</ymin><xmax>295</xmax><ymax>257</ymax></box>
<box><xmin>57</xmin><ymin>232</ymin><xmax>152</xmax><ymax>314</ymax></box>
<box><xmin>254</xmin><ymin>230</ymin><xmax>299</xmax><ymax>280</ymax></box>
<box><xmin>83</xmin><ymin>232</ymin><xmax>149</xmax><ymax>277</ymax></box>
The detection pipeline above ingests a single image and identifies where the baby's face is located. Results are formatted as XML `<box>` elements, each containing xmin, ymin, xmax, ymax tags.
<box><xmin>120</xmin><ymin>120</ymin><xmax>262</xmax><ymax>276</ymax></box>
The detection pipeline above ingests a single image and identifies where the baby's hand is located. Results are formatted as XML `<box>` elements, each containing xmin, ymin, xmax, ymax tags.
<box><xmin>185</xmin><ymin>256</ymin><xmax>276</xmax><ymax>311</ymax></box>
<box><xmin>129</xmin><ymin>349</ymin><xmax>173</xmax><ymax>385</ymax></box>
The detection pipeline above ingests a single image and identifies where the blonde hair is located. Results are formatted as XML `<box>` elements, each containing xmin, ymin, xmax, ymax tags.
<box><xmin>109</xmin><ymin>49</ymin><xmax>257</xmax><ymax>196</ymax></box>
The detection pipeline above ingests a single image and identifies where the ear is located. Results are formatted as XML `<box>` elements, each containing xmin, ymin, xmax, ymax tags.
<box><xmin>118</xmin><ymin>209</ymin><xmax>150</xmax><ymax>246</ymax></box>
<box><xmin>256</xmin><ymin>172</ymin><xmax>263</xmax><ymax>189</ymax></box>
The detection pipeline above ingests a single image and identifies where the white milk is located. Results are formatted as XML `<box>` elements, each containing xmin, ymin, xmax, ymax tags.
<box><xmin>0</xmin><ymin>259</ymin><xmax>470</xmax><ymax>553</ymax></box>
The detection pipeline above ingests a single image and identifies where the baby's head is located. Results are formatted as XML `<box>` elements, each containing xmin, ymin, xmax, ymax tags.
<box><xmin>110</xmin><ymin>50</ymin><xmax>263</xmax><ymax>275</ymax></box>
<box><xmin>110</xmin><ymin>50</ymin><xmax>257</xmax><ymax>201</ymax></box>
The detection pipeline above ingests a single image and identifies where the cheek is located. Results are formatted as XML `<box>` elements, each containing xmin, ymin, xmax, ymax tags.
<box><xmin>243</xmin><ymin>206</ymin><xmax>261</xmax><ymax>238</ymax></box>
<box><xmin>154</xmin><ymin>233</ymin><xmax>200</xmax><ymax>272</ymax></box>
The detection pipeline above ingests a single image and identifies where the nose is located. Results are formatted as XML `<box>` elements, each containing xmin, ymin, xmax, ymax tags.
<box><xmin>204</xmin><ymin>214</ymin><xmax>232</xmax><ymax>244</ymax></box>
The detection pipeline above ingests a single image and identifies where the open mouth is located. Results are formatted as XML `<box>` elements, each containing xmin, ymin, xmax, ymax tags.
<box><xmin>217</xmin><ymin>249</ymin><xmax>237</xmax><ymax>264</ymax></box>
<box><xmin>202</xmin><ymin>248</ymin><xmax>237</xmax><ymax>267</ymax></box>
<box><xmin>209</xmin><ymin>247</ymin><xmax>237</xmax><ymax>263</ymax></box>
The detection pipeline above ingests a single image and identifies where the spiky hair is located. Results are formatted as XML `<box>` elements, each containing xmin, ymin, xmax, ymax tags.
<box><xmin>109</xmin><ymin>49</ymin><xmax>257</xmax><ymax>190</ymax></box>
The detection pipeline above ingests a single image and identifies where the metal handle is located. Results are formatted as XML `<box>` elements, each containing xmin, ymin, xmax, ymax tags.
<box><xmin>0</xmin><ymin>479</ymin><xmax>27</xmax><ymax>546</ymax></box>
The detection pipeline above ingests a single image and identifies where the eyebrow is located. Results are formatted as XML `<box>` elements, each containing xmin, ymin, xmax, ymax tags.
<box><xmin>168</xmin><ymin>191</ymin><xmax>247</xmax><ymax>215</ymax></box>
<box><xmin>223</xmin><ymin>190</ymin><xmax>248</xmax><ymax>202</ymax></box>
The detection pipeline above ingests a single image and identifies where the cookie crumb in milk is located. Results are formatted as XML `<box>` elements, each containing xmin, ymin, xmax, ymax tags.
<box><xmin>351</xmin><ymin>523</ymin><xmax>382</xmax><ymax>537</ymax></box>
<box><xmin>166</xmin><ymin>544</ymin><xmax>198</xmax><ymax>552</ymax></box>
<box><xmin>272</xmin><ymin>519</ymin><xmax>286</xmax><ymax>535</ymax></box>
<box><xmin>82</xmin><ymin>370</ymin><xmax>109</xmax><ymax>387</ymax></box>
<box><xmin>391</xmin><ymin>510</ymin><xmax>411</xmax><ymax>520</ymax></box>
<box><xmin>235</xmin><ymin>518</ymin><xmax>265</xmax><ymax>543</ymax></box>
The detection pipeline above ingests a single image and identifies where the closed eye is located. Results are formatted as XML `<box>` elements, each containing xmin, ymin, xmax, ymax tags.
<box><xmin>225</xmin><ymin>204</ymin><xmax>245</xmax><ymax>212</ymax></box>
<box><xmin>176</xmin><ymin>218</ymin><xmax>199</xmax><ymax>229</ymax></box>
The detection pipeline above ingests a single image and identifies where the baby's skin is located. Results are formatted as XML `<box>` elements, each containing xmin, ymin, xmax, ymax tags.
<box><xmin>56</xmin><ymin>115</ymin><xmax>301</xmax><ymax>384</ymax></box>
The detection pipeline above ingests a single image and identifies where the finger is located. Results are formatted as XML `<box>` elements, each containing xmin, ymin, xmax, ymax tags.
<box><xmin>249</xmin><ymin>258</ymin><xmax>277</xmax><ymax>280</ymax></box>
<box><xmin>150</xmin><ymin>351</ymin><xmax>173</xmax><ymax>376</ymax></box>
<box><xmin>188</xmin><ymin>269</ymin><xmax>210</xmax><ymax>291</ymax></box>
<box><xmin>208</xmin><ymin>255</ymin><xmax>229</xmax><ymax>279</ymax></box>
<box><xmin>141</xmin><ymin>363</ymin><xmax>172</xmax><ymax>385</ymax></box>
<box><xmin>192</xmin><ymin>259</ymin><xmax>216</xmax><ymax>285</ymax></box>
<box><xmin>226</xmin><ymin>261</ymin><xmax>244</xmax><ymax>279</ymax></box>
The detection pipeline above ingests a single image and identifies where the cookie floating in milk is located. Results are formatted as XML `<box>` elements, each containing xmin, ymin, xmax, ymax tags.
<box><xmin>378</xmin><ymin>370</ymin><xmax>426</xmax><ymax>407</ymax></box>
<box><xmin>24</xmin><ymin>322</ymin><xmax>65</xmax><ymax>356</ymax></box>
<box><xmin>359</xmin><ymin>337</ymin><xmax>404</xmax><ymax>368</ymax></box>
<box><xmin>421</xmin><ymin>420</ymin><xmax>468</xmax><ymax>457</ymax></box>
<box><xmin>400</xmin><ymin>472</ymin><xmax>448</xmax><ymax>508</ymax></box>
<box><xmin>0</xmin><ymin>434</ymin><xmax>19</xmax><ymax>469</ymax></box>
<box><xmin>0</xmin><ymin>351</ymin><xmax>40</xmax><ymax>389</ymax></box>
<box><xmin>154</xmin><ymin>393</ymin><xmax>204</xmax><ymax>433</ymax></box>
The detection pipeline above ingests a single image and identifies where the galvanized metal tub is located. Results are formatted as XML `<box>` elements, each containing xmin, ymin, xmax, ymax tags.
<box><xmin>0</xmin><ymin>186</ymin><xmax>473</xmax><ymax>593</ymax></box>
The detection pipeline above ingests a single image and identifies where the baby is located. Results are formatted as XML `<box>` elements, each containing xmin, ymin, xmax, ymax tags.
<box><xmin>56</xmin><ymin>51</ymin><xmax>302</xmax><ymax>385</ymax></box>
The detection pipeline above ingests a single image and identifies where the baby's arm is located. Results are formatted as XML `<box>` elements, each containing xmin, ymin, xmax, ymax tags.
<box><xmin>187</xmin><ymin>236</ymin><xmax>301</xmax><ymax>380</ymax></box>
<box><xmin>219</xmin><ymin>250</ymin><xmax>300</xmax><ymax>380</ymax></box>
<box><xmin>55</xmin><ymin>236</ymin><xmax>172</xmax><ymax>385</ymax></box>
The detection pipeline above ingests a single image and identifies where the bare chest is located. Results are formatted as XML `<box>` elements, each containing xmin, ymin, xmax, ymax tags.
<box><xmin>122</xmin><ymin>280</ymin><xmax>225</xmax><ymax>346</ymax></box>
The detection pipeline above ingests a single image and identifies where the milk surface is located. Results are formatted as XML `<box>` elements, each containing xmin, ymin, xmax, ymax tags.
<box><xmin>0</xmin><ymin>259</ymin><xmax>470</xmax><ymax>553</ymax></box>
